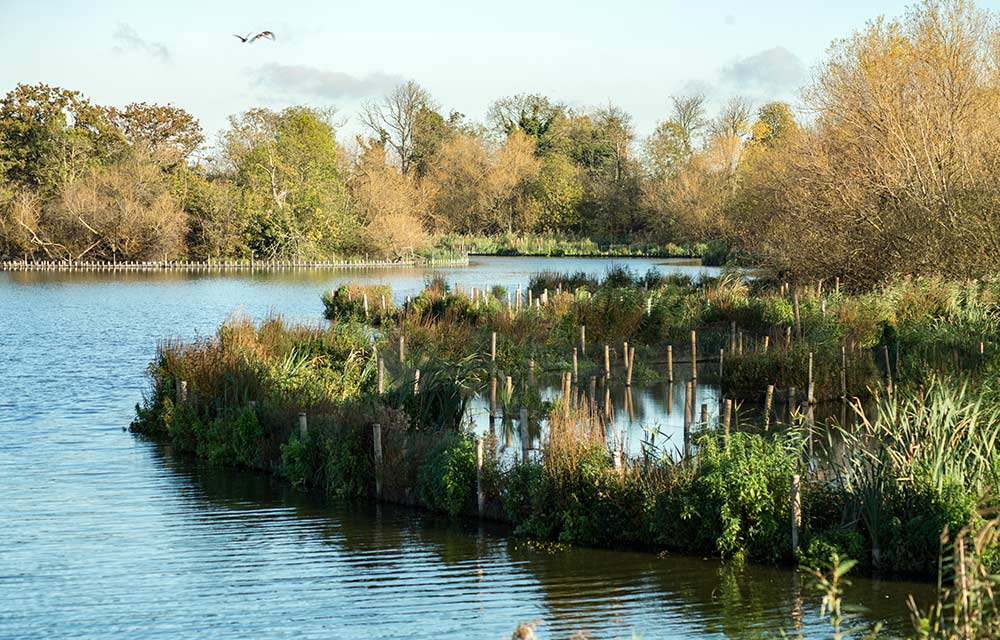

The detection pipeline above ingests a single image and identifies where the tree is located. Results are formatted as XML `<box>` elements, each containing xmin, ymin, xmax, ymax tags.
<box><xmin>360</xmin><ymin>81</ymin><xmax>433</xmax><ymax>175</ymax></box>
<box><xmin>220</xmin><ymin>106</ymin><xmax>352</xmax><ymax>258</ymax></box>
<box><xmin>644</xmin><ymin>119</ymin><xmax>691</xmax><ymax>180</ymax></box>
<box><xmin>528</xmin><ymin>154</ymin><xmax>584</xmax><ymax>232</ymax></box>
<box><xmin>108</xmin><ymin>102</ymin><xmax>203</xmax><ymax>168</ymax></box>
<box><xmin>487</xmin><ymin>94</ymin><xmax>565</xmax><ymax>155</ymax></box>
<box><xmin>51</xmin><ymin>154</ymin><xmax>186</xmax><ymax>261</ymax></box>
<box><xmin>0</xmin><ymin>83</ymin><xmax>122</xmax><ymax>194</ymax></box>
<box><xmin>669</xmin><ymin>94</ymin><xmax>708</xmax><ymax>148</ymax></box>
<box><xmin>734</xmin><ymin>0</ymin><xmax>1000</xmax><ymax>285</ymax></box>
<box><xmin>749</xmin><ymin>102</ymin><xmax>797</xmax><ymax>148</ymax></box>
<box><xmin>349</xmin><ymin>139</ymin><xmax>429</xmax><ymax>258</ymax></box>
<box><xmin>485</xmin><ymin>130</ymin><xmax>541</xmax><ymax>234</ymax></box>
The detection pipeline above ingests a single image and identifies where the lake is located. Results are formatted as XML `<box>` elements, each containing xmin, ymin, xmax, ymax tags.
<box><xmin>0</xmin><ymin>256</ymin><xmax>931</xmax><ymax>639</ymax></box>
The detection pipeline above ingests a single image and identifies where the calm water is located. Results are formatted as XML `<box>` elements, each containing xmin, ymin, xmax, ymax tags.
<box><xmin>0</xmin><ymin>257</ymin><xmax>931</xmax><ymax>639</ymax></box>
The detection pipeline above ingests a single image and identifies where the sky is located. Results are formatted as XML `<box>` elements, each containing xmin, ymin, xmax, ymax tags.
<box><xmin>0</xmin><ymin>0</ymin><xmax>965</xmax><ymax>148</ymax></box>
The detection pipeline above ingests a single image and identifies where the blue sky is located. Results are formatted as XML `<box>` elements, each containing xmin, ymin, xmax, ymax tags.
<box><xmin>0</xmin><ymin>0</ymin><xmax>942</xmax><ymax>146</ymax></box>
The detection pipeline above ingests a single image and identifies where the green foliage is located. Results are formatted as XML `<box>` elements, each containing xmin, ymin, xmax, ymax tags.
<box><xmin>417</xmin><ymin>433</ymin><xmax>477</xmax><ymax>516</ymax></box>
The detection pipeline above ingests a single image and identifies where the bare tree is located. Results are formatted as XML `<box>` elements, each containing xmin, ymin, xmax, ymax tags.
<box><xmin>360</xmin><ymin>81</ymin><xmax>433</xmax><ymax>175</ymax></box>
<box><xmin>670</xmin><ymin>94</ymin><xmax>708</xmax><ymax>147</ymax></box>
<box><xmin>712</xmin><ymin>96</ymin><xmax>753</xmax><ymax>139</ymax></box>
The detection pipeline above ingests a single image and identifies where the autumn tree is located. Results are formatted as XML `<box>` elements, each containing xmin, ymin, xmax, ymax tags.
<box><xmin>736</xmin><ymin>0</ymin><xmax>1000</xmax><ymax>285</ymax></box>
<box><xmin>349</xmin><ymin>139</ymin><xmax>429</xmax><ymax>258</ymax></box>
<box><xmin>360</xmin><ymin>81</ymin><xmax>434</xmax><ymax>175</ymax></box>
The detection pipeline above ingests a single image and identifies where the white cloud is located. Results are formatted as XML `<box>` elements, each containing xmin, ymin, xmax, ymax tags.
<box><xmin>112</xmin><ymin>23</ymin><xmax>170</xmax><ymax>62</ymax></box>
<box><xmin>252</xmin><ymin>64</ymin><xmax>404</xmax><ymax>100</ymax></box>
<box><xmin>720</xmin><ymin>46</ymin><xmax>805</xmax><ymax>95</ymax></box>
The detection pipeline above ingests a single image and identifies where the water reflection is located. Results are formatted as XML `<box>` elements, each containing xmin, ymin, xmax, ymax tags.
<box><xmin>148</xmin><ymin>446</ymin><xmax>932</xmax><ymax>639</ymax></box>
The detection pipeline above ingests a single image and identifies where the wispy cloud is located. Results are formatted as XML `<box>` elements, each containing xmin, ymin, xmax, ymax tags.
<box><xmin>112</xmin><ymin>23</ymin><xmax>170</xmax><ymax>62</ymax></box>
<box><xmin>252</xmin><ymin>64</ymin><xmax>403</xmax><ymax>100</ymax></box>
<box><xmin>720</xmin><ymin>46</ymin><xmax>804</xmax><ymax>95</ymax></box>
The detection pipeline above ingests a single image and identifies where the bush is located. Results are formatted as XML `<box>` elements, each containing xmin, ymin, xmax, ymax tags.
<box><xmin>417</xmin><ymin>433</ymin><xmax>477</xmax><ymax>516</ymax></box>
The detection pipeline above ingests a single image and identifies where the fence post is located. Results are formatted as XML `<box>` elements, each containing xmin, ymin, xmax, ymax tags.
<box><xmin>572</xmin><ymin>348</ymin><xmax>579</xmax><ymax>383</ymax></box>
<box><xmin>298</xmin><ymin>412</ymin><xmax>308</xmax><ymax>438</ymax></box>
<box><xmin>490</xmin><ymin>331</ymin><xmax>497</xmax><ymax>363</ymax></box>
<box><xmin>691</xmin><ymin>330</ymin><xmax>698</xmax><ymax>380</ymax></box>
<box><xmin>764</xmin><ymin>384</ymin><xmax>774</xmax><ymax>431</ymax></box>
<box><xmin>667</xmin><ymin>345</ymin><xmax>674</xmax><ymax>383</ymax></box>
<box><xmin>580</xmin><ymin>325</ymin><xmax>586</xmax><ymax>355</ymax></box>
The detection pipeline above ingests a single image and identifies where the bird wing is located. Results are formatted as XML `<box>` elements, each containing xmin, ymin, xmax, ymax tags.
<box><xmin>233</xmin><ymin>34</ymin><xmax>245</xmax><ymax>41</ymax></box>
<box><xmin>252</xmin><ymin>31</ymin><xmax>275</xmax><ymax>41</ymax></box>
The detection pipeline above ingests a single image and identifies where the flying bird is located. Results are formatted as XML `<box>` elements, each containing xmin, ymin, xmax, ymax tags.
<box><xmin>233</xmin><ymin>31</ymin><xmax>276</xmax><ymax>43</ymax></box>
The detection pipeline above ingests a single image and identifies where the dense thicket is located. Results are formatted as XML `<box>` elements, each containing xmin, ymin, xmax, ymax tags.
<box><xmin>2</xmin><ymin>0</ymin><xmax>998</xmax><ymax>283</ymax></box>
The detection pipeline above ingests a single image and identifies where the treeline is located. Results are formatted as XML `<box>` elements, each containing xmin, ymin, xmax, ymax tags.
<box><xmin>2</xmin><ymin>0</ymin><xmax>999</xmax><ymax>286</ymax></box>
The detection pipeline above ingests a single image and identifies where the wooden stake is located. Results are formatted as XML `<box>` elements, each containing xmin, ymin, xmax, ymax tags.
<box><xmin>807</xmin><ymin>352</ymin><xmax>814</xmax><ymax>405</ymax></box>
<box><xmin>580</xmin><ymin>325</ymin><xmax>586</xmax><ymax>355</ymax></box>
<box><xmin>667</xmin><ymin>345</ymin><xmax>674</xmax><ymax>382</ymax></box>
<box><xmin>604</xmin><ymin>344</ymin><xmax>611</xmax><ymax>379</ymax></box>
<box><xmin>691</xmin><ymin>330</ymin><xmax>698</xmax><ymax>380</ymax></box>
<box><xmin>490</xmin><ymin>331</ymin><xmax>497</xmax><ymax>362</ymax></box>
<box><xmin>764</xmin><ymin>385</ymin><xmax>774</xmax><ymax>431</ymax></box>
<box><xmin>377</xmin><ymin>354</ymin><xmax>385</xmax><ymax>394</ymax></box>
<box><xmin>572</xmin><ymin>348</ymin><xmax>579</xmax><ymax>383</ymax></box>
<box><xmin>723</xmin><ymin>399</ymin><xmax>732</xmax><ymax>439</ymax></box>
<box><xmin>719</xmin><ymin>348</ymin><xmax>724</xmax><ymax>377</ymax></box>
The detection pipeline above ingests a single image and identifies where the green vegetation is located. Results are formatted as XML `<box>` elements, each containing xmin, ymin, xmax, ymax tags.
<box><xmin>132</xmin><ymin>270</ymin><xmax>1000</xmax><ymax>585</ymax></box>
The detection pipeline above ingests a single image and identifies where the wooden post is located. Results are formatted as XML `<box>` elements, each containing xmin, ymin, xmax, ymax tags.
<box><xmin>489</xmin><ymin>377</ymin><xmax>498</xmax><ymax>421</ymax></box>
<box><xmin>580</xmin><ymin>325</ymin><xmax>586</xmax><ymax>355</ymax></box>
<box><xmin>613</xmin><ymin>449</ymin><xmax>622</xmax><ymax>471</ymax></box>
<box><xmin>519</xmin><ymin>407</ymin><xmax>529</xmax><ymax>462</ymax></box>
<box><xmin>791</xmin><ymin>474</ymin><xmax>802</xmax><ymax>559</ymax></box>
<box><xmin>604</xmin><ymin>344</ymin><xmax>611</xmax><ymax>379</ymax></box>
<box><xmin>690</xmin><ymin>330</ymin><xmax>698</xmax><ymax>380</ymax></box>
<box><xmin>516</xmin><ymin>285</ymin><xmax>522</xmax><ymax>311</ymax></box>
<box><xmin>683</xmin><ymin>381</ymin><xmax>692</xmax><ymax>443</ymax></box>
<box><xmin>506</xmin><ymin>375</ymin><xmax>513</xmax><ymax>399</ymax></box>
<box><xmin>373</xmin><ymin>423</ymin><xmax>383</xmax><ymax>498</ymax></box>
<box><xmin>490</xmin><ymin>331</ymin><xmax>497</xmax><ymax>362</ymax></box>
<box><xmin>298</xmin><ymin>412</ymin><xmax>308</xmax><ymax>438</ymax></box>
<box><xmin>625</xmin><ymin>346</ymin><xmax>635</xmax><ymax>386</ymax></box>
<box><xmin>719</xmin><ymin>348</ymin><xmax>724</xmax><ymax>378</ymax></box>
<box><xmin>528</xmin><ymin>359</ymin><xmax>535</xmax><ymax>385</ymax></box>
<box><xmin>413</xmin><ymin>369</ymin><xmax>420</xmax><ymax>394</ymax></box>
<box><xmin>835</xmin><ymin>276</ymin><xmax>840</xmax><ymax>297</ymax></box>
<box><xmin>793</xmin><ymin>290</ymin><xmax>802</xmax><ymax>340</ymax></box>
<box><xmin>398</xmin><ymin>335</ymin><xmax>405</xmax><ymax>362</ymax></box>
<box><xmin>786</xmin><ymin>326</ymin><xmax>792</xmax><ymax>349</ymax></box>
<box><xmin>763</xmin><ymin>335</ymin><xmax>770</xmax><ymax>354</ymax></box>
<box><xmin>764</xmin><ymin>385</ymin><xmax>775</xmax><ymax>431</ymax></box>
<box><xmin>572</xmin><ymin>348</ymin><xmax>579</xmax><ymax>383</ymax></box>
<box><xmin>807</xmin><ymin>352</ymin><xmax>814</xmax><ymax>405</ymax></box>
<box><xmin>377</xmin><ymin>354</ymin><xmax>385</xmax><ymax>394</ymax></box>
<box><xmin>363</xmin><ymin>293</ymin><xmax>369</xmax><ymax>319</ymax></box>
<box><xmin>622</xmin><ymin>341</ymin><xmax>629</xmax><ymax>369</ymax></box>
<box><xmin>667</xmin><ymin>345</ymin><xmax>674</xmax><ymax>382</ymax></box>
<box><xmin>476</xmin><ymin>437</ymin><xmax>485</xmax><ymax>516</ymax></box>
<box><xmin>723</xmin><ymin>399</ymin><xmax>732</xmax><ymax>440</ymax></box>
